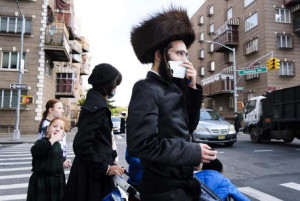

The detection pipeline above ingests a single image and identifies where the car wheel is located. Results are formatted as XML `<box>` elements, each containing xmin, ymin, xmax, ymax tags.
<box><xmin>224</xmin><ymin>142</ymin><xmax>234</xmax><ymax>147</ymax></box>
<box><xmin>250</xmin><ymin>127</ymin><xmax>261</xmax><ymax>143</ymax></box>
<box><xmin>283</xmin><ymin>138</ymin><xmax>294</xmax><ymax>143</ymax></box>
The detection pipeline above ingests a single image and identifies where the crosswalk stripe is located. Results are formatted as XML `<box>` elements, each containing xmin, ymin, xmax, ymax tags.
<box><xmin>0</xmin><ymin>157</ymin><xmax>31</xmax><ymax>161</ymax></box>
<box><xmin>254</xmin><ymin>150</ymin><xmax>273</xmax><ymax>152</ymax></box>
<box><xmin>0</xmin><ymin>154</ymin><xmax>31</xmax><ymax>156</ymax></box>
<box><xmin>0</xmin><ymin>170</ymin><xmax>70</xmax><ymax>180</ymax></box>
<box><xmin>0</xmin><ymin>194</ymin><xmax>27</xmax><ymax>200</ymax></box>
<box><xmin>0</xmin><ymin>161</ymin><xmax>31</xmax><ymax>165</ymax></box>
<box><xmin>238</xmin><ymin>187</ymin><xmax>283</xmax><ymax>201</ymax></box>
<box><xmin>280</xmin><ymin>182</ymin><xmax>300</xmax><ymax>191</ymax></box>
<box><xmin>0</xmin><ymin>154</ymin><xmax>75</xmax><ymax>159</ymax></box>
<box><xmin>0</xmin><ymin>183</ymin><xmax>28</xmax><ymax>190</ymax></box>
<box><xmin>0</xmin><ymin>167</ymin><xmax>31</xmax><ymax>172</ymax></box>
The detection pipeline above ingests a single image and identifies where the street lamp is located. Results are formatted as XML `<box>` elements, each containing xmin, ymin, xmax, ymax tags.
<box><xmin>203</xmin><ymin>40</ymin><xmax>238</xmax><ymax>113</ymax></box>
<box><xmin>13</xmin><ymin>0</ymin><xmax>25</xmax><ymax>140</ymax></box>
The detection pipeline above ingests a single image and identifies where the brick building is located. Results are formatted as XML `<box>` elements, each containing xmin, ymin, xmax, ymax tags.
<box><xmin>189</xmin><ymin>0</ymin><xmax>300</xmax><ymax>119</ymax></box>
<box><xmin>0</xmin><ymin>0</ymin><xmax>90</xmax><ymax>134</ymax></box>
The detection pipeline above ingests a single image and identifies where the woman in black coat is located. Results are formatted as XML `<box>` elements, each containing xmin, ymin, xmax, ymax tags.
<box><xmin>64</xmin><ymin>63</ymin><xmax>124</xmax><ymax>201</ymax></box>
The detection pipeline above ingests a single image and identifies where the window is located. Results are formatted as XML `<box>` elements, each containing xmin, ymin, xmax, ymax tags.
<box><xmin>208</xmin><ymin>5</ymin><xmax>214</xmax><ymax>16</ymax></box>
<box><xmin>277</xmin><ymin>35</ymin><xmax>293</xmax><ymax>49</ymax></box>
<box><xmin>227</xmin><ymin>8</ymin><xmax>233</xmax><ymax>21</ymax></box>
<box><xmin>209</xmin><ymin>61</ymin><xmax>215</xmax><ymax>71</ymax></box>
<box><xmin>1</xmin><ymin>51</ymin><xmax>26</xmax><ymax>70</ymax></box>
<box><xmin>199</xmin><ymin>32</ymin><xmax>204</xmax><ymax>42</ymax></box>
<box><xmin>199</xmin><ymin>66</ymin><xmax>205</xmax><ymax>76</ymax></box>
<box><xmin>275</xmin><ymin>9</ymin><xmax>291</xmax><ymax>23</ymax></box>
<box><xmin>198</xmin><ymin>15</ymin><xmax>204</xmax><ymax>26</ymax></box>
<box><xmin>209</xmin><ymin>23</ymin><xmax>214</xmax><ymax>34</ymax></box>
<box><xmin>245</xmin><ymin>99</ymin><xmax>256</xmax><ymax>114</ymax></box>
<box><xmin>279</xmin><ymin>62</ymin><xmax>294</xmax><ymax>76</ymax></box>
<box><xmin>245</xmin><ymin>38</ymin><xmax>259</xmax><ymax>55</ymax></box>
<box><xmin>198</xmin><ymin>49</ymin><xmax>204</xmax><ymax>59</ymax></box>
<box><xmin>244</xmin><ymin>0</ymin><xmax>255</xmax><ymax>7</ymax></box>
<box><xmin>0</xmin><ymin>89</ymin><xmax>26</xmax><ymax>108</ymax></box>
<box><xmin>0</xmin><ymin>16</ymin><xmax>32</xmax><ymax>34</ymax></box>
<box><xmin>246</xmin><ymin>72</ymin><xmax>259</xmax><ymax>80</ymax></box>
<box><xmin>208</xmin><ymin>43</ymin><xmax>214</xmax><ymax>53</ymax></box>
<box><xmin>56</xmin><ymin>73</ymin><xmax>74</xmax><ymax>93</ymax></box>
<box><xmin>45</xmin><ymin>60</ymin><xmax>54</xmax><ymax>77</ymax></box>
<box><xmin>245</xmin><ymin>13</ymin><xmax>258</xmax><ymax>32</ymax></box>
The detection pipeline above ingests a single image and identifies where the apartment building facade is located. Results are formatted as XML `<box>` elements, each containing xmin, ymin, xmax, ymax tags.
<box><xmin>0</xmin><ymin>0</ymin><xmax>90</xmax><ymax>134</ymax></box>
<box><xmin>189</xmin><ymin>0</ymin><xmax>300</xmax><ymax>119</ymax></box>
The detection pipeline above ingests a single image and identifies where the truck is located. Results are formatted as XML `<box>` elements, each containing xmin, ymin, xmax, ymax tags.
<box><xmin>243</xmin><ymin>85</ymin><xmax>300</xmax><ymax>143</ymax></box>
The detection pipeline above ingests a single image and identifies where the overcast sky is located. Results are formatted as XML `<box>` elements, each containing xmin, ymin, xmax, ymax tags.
<box><xmin>74</xmin><ymin>0</ymin><xmax>205</xmax><ymax>107</ymax></box>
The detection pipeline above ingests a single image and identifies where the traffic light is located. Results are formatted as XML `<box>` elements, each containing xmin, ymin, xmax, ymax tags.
<box><xmin>266</xmin><ymin>57</ymin><xmax>280</xmax><ymax>70</ymax></box>
<box><xmin>21</xmin><ymin>95</ymin><xmax>33</xmax><ymax>104</ymax></box>
<box><xmin>274</xmin><ymin>58</ymin><xmax>280</xmax><ymax>70</ymax></box>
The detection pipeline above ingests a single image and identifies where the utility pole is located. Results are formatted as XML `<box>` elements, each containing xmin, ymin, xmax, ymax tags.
<box><xmin>13</xmin><ymin>0</ymin><xmax>25</xmax><ymax>140</ymax></box>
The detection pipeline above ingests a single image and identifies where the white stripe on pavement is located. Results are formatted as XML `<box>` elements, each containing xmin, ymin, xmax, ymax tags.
<box><xmin>0</xmin><ymin>183</ymin><xmax>28</xmax><ymax>190</ymax></box>
<box><xmin>0</xmin><ymin>154</ymin><xmax>74</xmax><ymax>158</ymax></box>
<box><xmin>0</xmin><ymin>170</ymin><xmax>70</xmax><ymax>180</ymax></box>
<box><xmin>0</xmin><ymin>167</ymin><xmax>31</xmax><ymax>172</ymax></box>
<box><xmin>0</xmin><ymin>194</ymin><xmax>27</xmax><ymax>200</ymax></box>
<box><xmin>238</xmin><ymin>187</ymin><xmax>283</xmax><ymax>201</ymax></box>
<box><xmin>0</xmin><ymin>161</ymin><xmax>31</xmax><ymax>165</ymax></box>
<box><xmin>0</xmin><ymin>154</ymin><xmax>31</xmax><ymax>156</ymax></box>
<box><xmin>254</xmin><ymin>150</ymin><xmax>273</xmax><ymax>152</ymax></box>
<box><xmin>280</xmin><ymin>182</ymin><xmax>300</xmax><ymax>191</ymax></box>
<box><xmin>0</xmin><ymin>157</ymin><xmax>31</xmax><ymax>161</ymax></box>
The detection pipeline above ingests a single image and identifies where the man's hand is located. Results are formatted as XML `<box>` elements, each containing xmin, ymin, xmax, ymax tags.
<box><xmin>107</xmin><ymin>165</ymin><xmax>125</xmax><ymax>176</ymax></box>
<box><xmin>199</xmin><ymin>143</ymin><xmax>217</xmax><ymax>163</ymax></box>
<box><xmin>182</xmin><ymin>60</ymin><xmax>197</xmax><ymax>89</ymax></box>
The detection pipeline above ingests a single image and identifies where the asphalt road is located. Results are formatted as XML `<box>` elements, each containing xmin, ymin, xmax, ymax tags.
<box><xmin>0</xmin><ymin>133</ymin><xmax>299</xmax><ymax>201</ymax></box>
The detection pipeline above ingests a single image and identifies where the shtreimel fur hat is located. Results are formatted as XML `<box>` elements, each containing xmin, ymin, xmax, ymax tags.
<box><xmin>130</xmin><ymin>7</ymin><xmax>195</xmax><ymax>64</ymax></box>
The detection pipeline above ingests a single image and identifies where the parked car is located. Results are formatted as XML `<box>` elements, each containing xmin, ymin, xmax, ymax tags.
<box><xmin>111</xmin><ymin>116</ymin><xmax>121</xmax><ymax>134</ymax></box>
<box><xmin>192</xmin><ymin>109</ymin><xmax>237</xmax><ymax>147</ymax></box>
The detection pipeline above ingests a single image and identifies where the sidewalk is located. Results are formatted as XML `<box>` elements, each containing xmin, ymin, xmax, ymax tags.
<box><xmin>0</xmin><ymin>127</ymin><xmax>77</xmax><ymax>144</ymax></box>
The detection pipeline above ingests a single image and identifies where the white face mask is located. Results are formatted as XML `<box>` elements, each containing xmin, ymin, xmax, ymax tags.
<box><xmin>108</xmin><ymin>90</ymin><xmax>116</xmax><ymax>99</ymax></box>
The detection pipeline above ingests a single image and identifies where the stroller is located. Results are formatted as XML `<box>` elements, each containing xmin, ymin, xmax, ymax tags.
<box><xmin>104</xmin><ymin>173</ymin><xmax>223</xmax><ymax>201</ymax></box>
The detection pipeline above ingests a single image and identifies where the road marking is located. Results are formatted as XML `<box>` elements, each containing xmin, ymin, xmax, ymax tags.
<box><xmin>0</xmin><ymin>183</ymin><xmax>28</xmax><ymax>190</ymax></box>
<box><xmin>254</xmin><ymin>150</ymin><xmax>273</xmax><ymax>152</ymax></box>
<box><xmin>0</xmin><ymin>194</ymin><xmax>27</xmax><ymax>200</ymax></box>
<box><xmin>0</xmin><ymin>154</ymin><xmax>31</xmax><ymax>156</ymax></box>
<box><xmin>239</xmin><ymin>187</ymin><xmax>283</xmax><ymax>201</ymax></box>
<box><xmin>0</xmin><ymin>157</ymin><xmax>31</xmax><ymax>161</ymax></box>
<box><xmin>116</xmin><ymin>135</ymin><xmax>123</xmax><ymax>139</ymax></box>
<box><xmin>280</xmin><ymin>182</ymin><xmax>300</xmax><ymax>191</ymax></box>
<box><xmin>0</xmin><ymin>161</ymin><xmax>31</xmax><ymax>165</ymax></box>
<box><xmin>295</xmin><ymin>149</ymin><xmax>300</xmax><ymax>151</ymax></box>
<box><xmin>0</xmin><ymin>170</ymin><xmax>70</xmax><ymax>180</ymax></box>
<box><xmin>0</xmin><ymin>167</ymin><xmax>31</xmax><ymax>172</ymax></box>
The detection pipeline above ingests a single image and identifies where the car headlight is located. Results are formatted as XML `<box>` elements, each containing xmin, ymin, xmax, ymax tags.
<box><xmin>196</xmin><ymin>125</ymin><xmax>211</xmax><ymax>134</ymax></box>
<box><xmin>229</xmin><ymin>124</ymin><xmax>236</xmax><ymax>133</ymax></box>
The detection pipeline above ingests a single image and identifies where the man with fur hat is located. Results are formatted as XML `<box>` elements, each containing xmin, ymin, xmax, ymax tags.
<box><xmin>127</xmin><ymin>7</ymin><xmax>217</xmax><ymax>201</ymax></box>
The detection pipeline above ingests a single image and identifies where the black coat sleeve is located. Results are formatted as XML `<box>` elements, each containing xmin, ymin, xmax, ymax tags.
<box><xmin>127</xmin><ymin>81</ymin><xmax>201</xmax><ymax>166</ymax></box>
<box><xmin>186</xmin><ymin>84</ymin><xmax>203</xmax><ymax>133</ymax></box>
<box><xmin>31</xmin><ymin>139</ymin><xmax>52</xmax><ymax>159</ymax></box>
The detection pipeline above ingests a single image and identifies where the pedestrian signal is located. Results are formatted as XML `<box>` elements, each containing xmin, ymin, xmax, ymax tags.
<box><xmin>21</xmin><ymin>95</ymin><xmax>33</xmax><ymax>104</ymax></box>
<box><xmin>266</xmin><ymin>57</ymin><xmax>280</xmax><ymax>70</ymax></box>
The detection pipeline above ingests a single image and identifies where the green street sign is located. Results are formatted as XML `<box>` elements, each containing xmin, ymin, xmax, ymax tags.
<box><xmin>238</xmin><ymin>67</ymin><xmax>267</xmax><ymax>75</ymax></box>
<box><xmin>237</xmin><ymin>87</ymin><xmax>244</xmax><ymax>91</ymax></box>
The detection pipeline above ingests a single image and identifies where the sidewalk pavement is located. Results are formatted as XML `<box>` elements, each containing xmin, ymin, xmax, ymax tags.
<box><xmin>0</xmin><ymin>127</ymin><xmax>78</xmax><ymax>144</ymax></box>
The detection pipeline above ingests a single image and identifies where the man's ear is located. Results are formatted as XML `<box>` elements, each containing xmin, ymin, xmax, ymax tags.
<box><xmin>154</xmin><ymin>50</ymin><xmax>161</xmax><ymax>63</ymax></box>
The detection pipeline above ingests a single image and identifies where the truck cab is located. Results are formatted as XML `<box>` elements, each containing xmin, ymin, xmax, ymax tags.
<box><xmin>243</xmin><ymin>96</ymin><xmax>266</xmax><ymax>142</ymax></box>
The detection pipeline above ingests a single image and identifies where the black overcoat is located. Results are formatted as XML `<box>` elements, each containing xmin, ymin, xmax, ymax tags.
<box><xmin>127</xmin><ymin>71</ymin><xmax>203</xmax><ymax>201</ymax></box>
<box><xmin>64</xmin><ymin>89</ymin><xmax>115</xmax><ymax>201</ymax></box>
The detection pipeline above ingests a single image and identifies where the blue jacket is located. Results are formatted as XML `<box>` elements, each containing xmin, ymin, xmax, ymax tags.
<box><xmin>195</xmin><ymin>170</ymin><xmax>250</xmax><ymax>201</ymax></box>
<box><xmin>125</xmin><ymin>149</ymin><xmax>143</xmax><ymax>186</ymax></box>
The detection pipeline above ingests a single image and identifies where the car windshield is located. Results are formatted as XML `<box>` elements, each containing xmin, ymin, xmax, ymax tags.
<box><xmin>111</xmin><ymin>117</ymin><xmax>120</xmax><ymax>122</ymax></box>
<box><xmin>200</xmin><ymin>110</ymin><xmax>222</xmax><ymax>120</ymax></box>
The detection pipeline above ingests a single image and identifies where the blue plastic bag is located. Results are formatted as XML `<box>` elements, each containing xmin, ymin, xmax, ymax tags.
<box><xmin>103</xmin><ymin>187</ymin><xmax>123</xmax><ymax>201</ymax></box>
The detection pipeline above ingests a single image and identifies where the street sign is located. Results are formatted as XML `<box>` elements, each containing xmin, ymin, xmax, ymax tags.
<box><xmin>237</xmin><ymin>87</ymin><xmax>244</xmax><ymax>91</ymax></box>
<box><xmin>10</xmin><ymin>84</ymin><xmax>26</xmax><ymax>89</ymax></box>
<box><xmin>238</xmin><ymin>67</ymin><xmax>267</xmax><ymax>75</ymax></box>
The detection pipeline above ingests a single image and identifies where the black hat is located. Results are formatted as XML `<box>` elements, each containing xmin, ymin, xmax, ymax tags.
<box><xmin>88</xmin><ymin>63</ymin><xmax>119</xmax><ymax>86</ymax></box>
<box><xmin>202</xmin><ymin>158</ymin><xmax>223</xmax><ymax>173</ymax></box>
<box><xmin>130</xmin><ymin>7</ymin><xmax>195</xmax><ymax>64</ymax></box>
